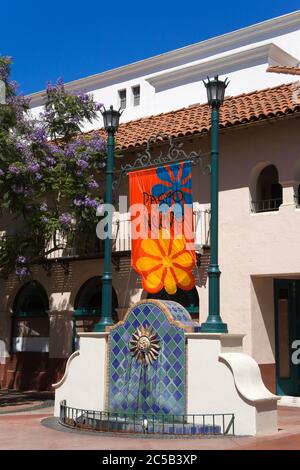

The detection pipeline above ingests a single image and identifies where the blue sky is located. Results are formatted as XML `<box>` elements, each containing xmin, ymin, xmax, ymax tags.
<box><xmin>1</xmin><ymin>1</ymin><xmax>300</xmax><ymax>95</ymax></box>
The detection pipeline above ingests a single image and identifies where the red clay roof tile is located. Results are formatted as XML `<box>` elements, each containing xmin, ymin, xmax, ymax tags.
<box><xmin>267</xmin><ymin>66</ymin><xmax>300</xmax><ymax>76</ymax></box>
<box><xmin>95</xmin><ymin>82</ymin><xmax>300</xmax><ymax>150</ymax></box>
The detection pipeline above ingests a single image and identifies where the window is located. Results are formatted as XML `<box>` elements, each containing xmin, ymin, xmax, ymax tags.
<box><xmin>12</xmin><ymin>281</ymin><xmax>49</xmax><ymax>353</ymax></box>
<box><xmin>295</xmin><ymin>184</ymin><xmax>300</xmax><ymax>208</ymax></box>
<box><xmin>118</xmin><ymin>89</ymin><xmax>126</xmax><ymax>110</ymax></box>
<box><xmin>73</xmin><ymin>277</ymin><xmax>119</xmax><ymax>350</ymax></box>
<box><xmin>251</xmin><ymin>164</ymin><xmax>282</xmax><ymax>213</ymax></box>
<box><xmin>132</xmin><ymin>85</ymin><xmax>140</xmax><ymax>106</ymax></box>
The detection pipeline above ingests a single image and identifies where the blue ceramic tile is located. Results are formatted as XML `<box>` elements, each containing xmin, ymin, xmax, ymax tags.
<box><xmin>108</xmin><ymin>300</ymin><xmax>197</xmax><ymax>417</ymax></box>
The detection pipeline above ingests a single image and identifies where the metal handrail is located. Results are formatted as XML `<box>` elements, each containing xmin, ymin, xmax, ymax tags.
<box><xmin>1</xmin><ymin>208</ymin><xmax>211</xmax><ymax>264</ymax></box>
<box><xmin>59</xmin><ymin>400</ymin><xmax>235</xmax><ymax>436</ymax></box>
<box><xmin>251</xmin><ymin>198</ymin><xmax>282</xmax><ymax>213</ymax></box>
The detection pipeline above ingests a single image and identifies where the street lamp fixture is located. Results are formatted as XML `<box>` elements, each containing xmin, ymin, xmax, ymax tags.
<box><xmin>201</xmin><ymin>76</ymin><xmax>229</xmax><ymax>333</ymax></box>
<box><xmin>94</xmin><ymin>105</ymin><xmax>122</xmax><ymax>332</ymax></box>
<box><xmin>101</xmin><ymin>105</ymin><xmax>122</xmax><ymax>132</ymax></box>
<box><xmin>204</xmin><ymin>76</ymin><xmax>229</xmax><ymax>107</ymax></box>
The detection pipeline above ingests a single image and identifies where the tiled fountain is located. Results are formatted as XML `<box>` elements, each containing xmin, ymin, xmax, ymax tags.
<box><xmin>54</xmin><ymin>300</ymin><xmax>279</xmax><ymax>436</ymax></box>
<box><xmin>109</xmin><ymin>300</ymin><xmax>199</xmax><ymax>418</ymax></box>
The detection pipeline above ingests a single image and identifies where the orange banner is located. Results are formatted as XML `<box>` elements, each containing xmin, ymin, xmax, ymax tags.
<box><xmin>129</xmin><ymin>161</ymin><xmax>195</xmax><ymax>294</ymax></box>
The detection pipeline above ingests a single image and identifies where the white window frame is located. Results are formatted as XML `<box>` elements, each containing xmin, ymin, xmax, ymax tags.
<box><xmin>118</xmin><ymin>89</ymin><xmax>127</xmax><ymax>110</ymax></box>
<box><xmin>132</xmin><ymin>85</ymin><xmax>140</xmax><ymax>106</ymax></box>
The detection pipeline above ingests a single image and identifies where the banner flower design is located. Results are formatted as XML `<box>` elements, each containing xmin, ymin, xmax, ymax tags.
<box><xmin>136</xmin><ymin>230</ymin><xmax>195</xmax><ymax>295</ymax></box>
<box><xmin>152</xmin><ymin>162</ymin><xmax>192</xmax><ymax>218</ymax></box>
<box><xmin>129</xmin><ymin>161</ymin><xmax>195</xmax><ymax>294</ymax></box>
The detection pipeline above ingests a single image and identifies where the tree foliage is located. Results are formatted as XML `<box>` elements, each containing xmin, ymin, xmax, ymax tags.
<box><xmin>0</xmin><ymin>56</ymin><xmax>106</xmax><ymax>278</ymax></box>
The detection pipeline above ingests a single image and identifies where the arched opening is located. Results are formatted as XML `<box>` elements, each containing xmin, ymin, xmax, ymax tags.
<box><xmin>146</xmin><ymin>287</ymin><xmax>199</xmax><ymax>319</ymax></box>
<box><xmin>292</xmin><ymin>159</ymin><xmax>300</xmax><ymax>208</ymax></box>
<box><xmin>73</xmin><ymin>277</ymin><xmax>119</xmax><ymax>348</ymax></box>
<box><xmin>297</xmin><ymin>184</ymin><xmax>300</xmax><ymax>207</ymax></box>
<box><xmin>252</xmin><ymin>164</ymin><xmax>282</xmax><ymax>213</ymax></box>
<box><xmin>12</xmin><ymin>281</ymin><xmax>49</xmax><ymax>353</ymax></box>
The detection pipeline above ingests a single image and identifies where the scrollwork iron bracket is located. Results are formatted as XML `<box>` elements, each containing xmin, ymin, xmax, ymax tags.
<box><xmin>112</xmin><ymin>133</ymin><xmax>210</xmax><ymax>191</ymax></box>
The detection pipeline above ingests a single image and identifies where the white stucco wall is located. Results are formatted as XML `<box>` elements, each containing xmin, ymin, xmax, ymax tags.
<box><xmin>28</xmin><ymin>12</ymin><xmax>300</xmax><ymax>126</ymax></box>
<box><xmin>217</xmin><ymin>119</ymin><xmax>300</xmax><ymax>362</ymax></box>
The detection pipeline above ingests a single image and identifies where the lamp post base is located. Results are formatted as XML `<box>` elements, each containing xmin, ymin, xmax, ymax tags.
<box><xmin>94</xmin><ymin>318</ymin><xmax>114</xmax><ymax>332</ymax></box>
<box><xmin>201</xmin><ymin>318</ymin><xmax>228</xmax><ymax>333</ymax></box>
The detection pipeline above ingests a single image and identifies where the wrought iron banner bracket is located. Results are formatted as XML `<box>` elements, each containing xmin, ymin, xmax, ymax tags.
<box><xmin>112</xmin><ymin>133</ymin><xmax>210</xmax><ymax>191</ymax></box>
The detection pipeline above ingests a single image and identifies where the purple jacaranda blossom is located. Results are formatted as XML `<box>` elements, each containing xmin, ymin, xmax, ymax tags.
<box><xmin>76</xmin><ymin>92</ymin><xmax>90</xmax><ymax>103</ymax></box>
<box><xmin>88</xmin><ymin>179</ymin><xmax>99</xmax><ymax>190</ymax></box>
<box><xmin>31</xmin><ymin>127</ymin><xmax>47</xmax><ymax>143</ymax></box>
<box><xmin>76</xmin><ymin>171</ymin><xmax>83</xmax><ymax>177</ymax></box>
<box><xmin>42</xmin><ymin>109</ymin><xmax>56</xmax><ymax>121</ymax></box>
<box><xmin>45</xmin><ymin>156</ymin><xmax>56</xmax><ymax>166</ymax></box>
<box><xmin>48</xmin><ymin>144</ymin><xmax>63</xmax><ymax>155</ymax></box>
<box><xmin>41</xmin><ymin>216</ymin><xmax>49</xmax><ymax>224</ymax></box>
<box><xmin>65</xmin><ymin>139</ymin><xmax>85</xmax><ymax>158</ymax></box>
<box><xmin>15</xmin><ymin>266</ymin><xmax>28</xmax><ymax>277</ymax></box>
<box><xmin>88</xmin><ymin>133</ymin><xmax>106</xmax><ymax>152</ymax></box>
<box><xmin>59</xmin><ymin>212</ymin><xmax>73</xmax><ymax>227</ymax></box>
<box><xmin>65</xmin><ymin>143</ymin><xmax>77</xmax><ymax>158</ymax></box>
<box><xmin>84</xmin><ymin>196</ymin><xmax>98</xmax><ymax>209</ymax></box>
<box><xmin>6</xmin><ymin>94</ymin><xmax>30</xmax><ymax>117</ymax></box>
<box><xmin>73</xmin><ymin>115</ymin><xmax>82</xmax><ymax>124</ymax></box>
<box><xmin>9</xmin><ymin>164</ymin><xmax>21</xmax><ymax>175</ymax></box>
<box><xmin>15</xmin><ymin>141</ymin><xmax>28</xmax><ymax>152</ymax></box>
<box><xmin>14</xmin><ymin>142</ymin><xmax>33</xmax><ymax>162</ymax></box>
<box><xmin>73</xmin><ymin>197</ymin><xmax>84</xmax><ymax>207</ymax></box>
<box><xmin>40</xmin><ymin>203</ymin><xmax>48</xmax><ymax>212</ymax></box>
<box><xmin>34</xmin><ymin>173</ymin><xmax>42</xmax><ymax>180</ymax></box>
<box><xmin>11</xmin><ymin>185</ymin><xmax>24</xmax><ymax>194</ymax></box>
<box><xmin>8</xmin><ymin>80</ymin><xmax>19</xmax><ymax>93</ymax></box>
<box><xmin>0</xmin><ymin>169</ymin><xmax>4</xmax><ymax>177</ymax></box>
<box><xmin>46</xmin><ymin>81</ymin><xmax>56</xmax><ymax>93</ymax></box>
<box><xmin>16</xmin><ymin>256</ymin><xmax>27</xmax><ymax>264</ymax></box>
<box><xmin>24</xmin><ymin>188</ymin><xmax>34</xmax><ymax>197</ymax></box>
<box><xmin>73</xmin><ymin>196</ymin><xmax>98</xmax><ymax>209</ymax></box>
<box><xmin>77</xmin><ymin>159</ymin><xmax>88</xmax><ymax>169</ymax></box>
<box><xmin>27</xmin><ymin>162</ymin><xmax>40</xmax><ymax>173</ymax></box>
<box><xmin>46</xmin><ymin>78</ymin><xmax>64</xmax><ymax>96</ymax></box>
<box><xmin>95</xmin><ymin>102</ymin><xmax>104</xmax><ymax>112</ymax></box>
<box><xmin>78</xmin><ymin>151</ymin><xmax>90</xmax><ymax>162</ymax></box>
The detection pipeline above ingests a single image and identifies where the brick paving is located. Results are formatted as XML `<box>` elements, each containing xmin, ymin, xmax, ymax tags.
<box><xmin>0</xmin><ymin>400</ymin><xmax>300</xmax><ymax>449</ymax></box>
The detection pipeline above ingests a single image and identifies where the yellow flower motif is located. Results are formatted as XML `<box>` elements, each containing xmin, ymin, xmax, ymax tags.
<box><xmin>136</xmin><ymin>231</ymin><xmax>195</xmax><ymax>295</ymax></box>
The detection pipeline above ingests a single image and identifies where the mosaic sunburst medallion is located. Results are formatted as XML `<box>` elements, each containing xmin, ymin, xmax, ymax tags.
<box><xmin>129</xmin><ymin>325</ymin><xmax>160</xmax><ymax>367</ymax></box>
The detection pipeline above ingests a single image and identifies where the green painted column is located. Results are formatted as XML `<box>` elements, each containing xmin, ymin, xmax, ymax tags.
<box><xmin>201</xmin><ymin>105</ymin><xmax>228</xmax><ymax>333</ymax></box>
<box><xmin>94</xmin><ymin>130</ymin><xmax>115</xmax><ymax>332</ymax></box>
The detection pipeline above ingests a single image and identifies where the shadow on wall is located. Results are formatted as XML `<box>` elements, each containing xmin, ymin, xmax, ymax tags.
<box><xmin>0</xmin><ymin>352</ymin><xmax>67</xmax><ymax>391</ymax></box>
<box><xmin>251</xmin><ymin>276</ymin><xmax>276</xmax><ymax>393</ymax></box>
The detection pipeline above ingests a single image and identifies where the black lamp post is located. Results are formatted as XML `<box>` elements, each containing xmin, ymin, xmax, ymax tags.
<box><xmin>94</xmin><ymin>105</ymin><xmax>122</xmax><ymax>332</ymax></box>
<box><xmin>201</xmin><ymin>76</ymin><xmax>229</xmax><ymax>333</ymax></box>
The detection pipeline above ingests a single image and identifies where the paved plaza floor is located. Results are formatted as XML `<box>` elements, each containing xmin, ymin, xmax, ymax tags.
<box><xmin>0</xmin><ymin>390</ymin><xmax>300</xmax><ymax>450</ymax></box>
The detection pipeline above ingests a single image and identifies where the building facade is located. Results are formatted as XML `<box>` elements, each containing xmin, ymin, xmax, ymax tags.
<box><xmin>1</xmin><ymin>11</ymin><xmax>300</xmax><ymax>396</ymax></box>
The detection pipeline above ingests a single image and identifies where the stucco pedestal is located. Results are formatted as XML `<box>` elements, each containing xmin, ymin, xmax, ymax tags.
<box><xmin>186</xmin><ymin>333</ymin><xmax>279</xmax><ymax>435</ymax></box>
<box><xmin>53</xmin><ymin>332</ymin><xmax>108</xmax><ymax>417</ymax></box>
<box><xmin>53</xmin><ymin>331</ymin><xmax>278</xmax><ymax>436</ymax></box>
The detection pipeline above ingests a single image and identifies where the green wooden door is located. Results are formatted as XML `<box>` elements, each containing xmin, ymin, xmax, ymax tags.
<box><xmin>274</xmin><ymin>279</ymin><xmax>300</xmax><ymax>396</ymax></box>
